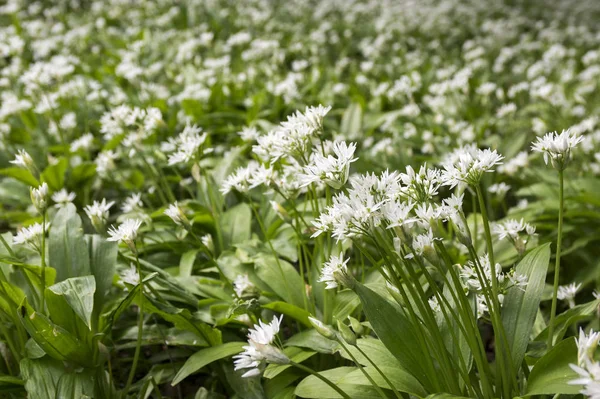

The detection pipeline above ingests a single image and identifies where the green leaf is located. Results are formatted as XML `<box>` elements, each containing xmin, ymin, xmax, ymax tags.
<box><xmin>0</xmin><ymin>376</ymin><xmax>24</xmax><ymax>393</ymax></box>
<box><xmin>254</xmin><ymin>253</ymin><xmax>305</xmax><ymax>308</ymax></box>
<box><xmin>353</xmin><ymin>282</ymin><xmax>430</xmax><ymax>390</ymax></box>
<box><xmin>18</xmin><ymin>298</ymin><xmax>95</xmax><ymax>367</ymax></box>
<box><xmin>264</xmin><ymin>347</ymin><xmax>316</xmax><ymax>379</ymax></box>
<box><xmin>20</xmin><ymin>357</ymin><xmax>64</xmax><ymax>398</ymax></box>
<box><xmin>47</xmin><ymin>276</ymin><xmax>96</xmax><ymax>329</ymax></box>
<box><xmin>340</xmin><ymin>103</ymin><xmax>363</xmax><ymax>139</ymax></box>
<box><xmin>49</xmin><ymin>203</ymin><xmax>90</xmax><ymax>282</ymax></box>
<box><xmin>221</xmin><ymin>203</ymin><xmax>252</xmax><ymax>247</ymax></box>
<box><xmin>86</xmin><ymin>235</ymin><xmax>117</xmax><ymax>327</ymax></box>
<box><xmin>0</xmin><ymin>167</ymin><xmax>39</xmax><ymax>186</ymax></box>
<box><xmin>263</xmin><ymin>301</ymin><xmax>311</xmax><ymax>327</ymax></box>
<box><xmin>0</xmin><ymin>280</ymin><xmax>26</xmax><ymax>320</ymax></box>
<box><xmin>502</xmin><ymin>243</ymin><xmax>551</xmax><ymax>370</ymax></box>
<box><xmin>295</xmin><ymin>367</ymin><xmax>387</xmax><ymax>399</ymax></box>
<box><xmin>55</xmin><ymin>371</ymin><xmax>95</xmax><ymax>399</ymax></box>
<box><xmin>171</xmin><ymin>342</ymin><xmax>246</xmax><ymax>385</ymax></box>
<box><xmin>285</xmin><ymin>329</ymin><xmax>339</xmax><ymax>354</ymax></box>
<box><xmin>41</xmin><ymin>158</ymin><xmax>68</xmax><ymax>191</ymax></box>
<box><xmin>534</xmin><ymin>299</ymin><xmax>600</xmax><ymax>345</ymax></box>
<box><xmin>525</xmin><ymin>337</ymin><xmax>580</xmax><ymax>395</ymax></box>
<box><xmin>179</xmin><ymin>249</ymin><xmax>198</xmax><ymax>277</ymax></box>
<box><xmin>425</xmin><ymin>394</ymin><xmax>473</xmax><ymax>399</ymax></box>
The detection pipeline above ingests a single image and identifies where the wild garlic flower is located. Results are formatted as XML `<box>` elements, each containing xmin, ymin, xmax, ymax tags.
<box><xmin>84</xmin><ymin>199</ymin><xmax>114</xmax><ymax>231</ymax></box>
<box><xmin>406</xmin><ymin>229</ymin><xmax>440</xmax><ymax>264</ymax></box>
<box><xmin>233</xmin><ymin>315</ymin><xmax>288</xmax><ymax>378</ymax></box>
<box><xmin>557</xmin><ymin>282</ymin><xmax>582</xmax><ymax>308</ymax></box>
<box><xmin>95</xmin><ymin>150</ymin><xmax>118</xmax><ymax>177</ymax></box>
<box><xmin>238</xmin><ymin>126</ymin><xmax>260</xmax><ymax>142</ymax></box>
<box><xmin>201</xmin><ymin>234</ymin><xmax>214</xmax><ymax>253</ymax></box>
<box><xmin>121</xmin><ymin>193</ymin><xmax>143</xmax><ymax>214</ymax></box>
<box><xmin>70</xmin><ymin>133</ymin><xmax>94</xmax><ymax>152</ymax></box>
<box><xmin>398</xmin><ymin>164</ymin><xmax>442</xmax><ymax>202</ymax></box>
<box><xmin>30</xmin><ymin>182</ymin><xmax>48</xmax><ymax>212</ymax></box>
<box><xmin>13</xmin><ymin>223</ymin><xmax>46</xmax><ymax>251</ymax></box>
<box><xmin>569</xmin><ymin>328</ymin><xmax>600</xmax><ymax>398</ymax></box>
<box><xmin>164</xmin><ymin>202</ymin><xmax>187</xmax><ymax>226</ymax></box>
<box><xmin>441</xmin><ymin>145</ymin><xmax>504</xmax><ymax>188</ymax></box>
<box><xmin>221</xmin><ymin>162</ymin><xmax>261</xmax><ymax>194</ymax></box>
<box><xmin>120</xmin><ymin>264</ymin><xmax>140</xmax><ymax>286</ymax></box>
<box><xmin>165</xmin><ymin>124</ymin><xmax>207</xmax><ymax>166</ymax></box>
<box><xmin>10</xmin><ymin>149</ymin><xmax>36</xmax><ymax>175</ymax></box>
<box><xmin>488</xmin><ymin>182</ymin><xmax>511</xmax><ymax>198</ymax></box>
<box><xmin>531</xmin><ymin>129</ymin><xmax>584</xmax><ymax>170</ymax></box>
<box><xmin>318</xmin><ymin>253</ymin><xmax>351</xmax><ymax>289</ymax></box>
<box><xmin>298</xmin><ymin>141</ymin><xmax>357</xmax><ymax>189</ymax></box>
<box><xmin>498</xmin><ymin>151</ymin><xmax>529</xmax><ymax>176</ymax></box>
<box><xmin>233</xmin><ymin>274</ymin><xmax>257</xmax><ymax>298</ymax></box>
<box><xmin>493</xmin><ymin>218</ymin><xmax>536</xmax><ymax>255</ymax></box>
<box><xmin>52</xmin><ymin>189</ymin><xmax>76</xmax><ymax>208</ymax></box>
<box><xmin>107</xmin><ymin>218</ymin><xmax>143</xmax><ymax>248</ymax></box>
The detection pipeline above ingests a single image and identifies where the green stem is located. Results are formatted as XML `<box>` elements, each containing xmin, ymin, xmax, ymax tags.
<box><xmin>40</xmin><ymin>211</ymin><xmax>47</xmax><ymax>313</ymax></box>
<box><xmin>290</xmin><ymin>361</ymin><xmax>351</xmax><ymax>399</ymax></box>
<box><xmin>122</xmin><ymin>250</ymin><xmax>145</xmax><ymax>398</ymax></box>
<box><xmin>547</xmin><ymin>169</ymin><xmax>564</xmax><ymax>350</ymax></box>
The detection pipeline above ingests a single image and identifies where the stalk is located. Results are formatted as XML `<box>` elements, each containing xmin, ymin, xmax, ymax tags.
<box><xmin>355</xmin><ymin>344</ymin><xmax>403</xmax><ymax>399</ymax></box>
<box><xmin>338</xmin><ymin>340</ymin><xmax>388</xmax><ymax>399</ymax></box>
<box><xmin>547</xmin><ymin>169</ymin><xmax>564</xmax><ymax>350</ymax></box>
<box><xmin>40</xmin><ymin>211</ymin><xmax>47</xmax><ymax>313</ymax></box>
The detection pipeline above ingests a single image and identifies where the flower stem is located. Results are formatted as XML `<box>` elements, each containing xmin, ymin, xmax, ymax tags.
<box><xmin>290</xmin><ymin>361</ymin><xmax>351</xmax><ymax>399</ymax></box>
<box><xmin>338</xmin><ymin>340</ymin><xmax>388</xmax><ymax>399</ymax></box>
<box><xmin>122</xmin><ymin>250</ymin><xmax>145</xmax><ymax>398</ymax></box>
<box><xmin>40</xmin><ymin>211</ymin><xmax>47</xmax><ymax>313</ymax></box>
<box><xmin>547</xmin><ymin>169</ymin><xmax>564</xmax><ymax>350</ymax></box>
<box><xmin>355</xmin><ymin>344</ymin><xmax>403</xmax><ymax>399</ymax></box>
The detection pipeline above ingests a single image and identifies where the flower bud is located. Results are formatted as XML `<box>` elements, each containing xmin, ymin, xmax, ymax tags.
<box><xmin>30</xmin><ymin>182</ymin><xmax>49</xmax><ymax>213</ymax></box>
<box><xmin>270</xmin><ymin>201</ymin><xmax>290</xmax><ymax>222</ymax></box>
<box><xmin>348</xmin><ymin>316</ymin><xmax>364</xmax><ymax>336</ymax></box>
<box><xmin>308</xmin><ymin>316</ymin><xmax>336</xmax><ymax>340</ymax></box>
<box><xmin>336</xmin><ymin>319</ymin><xmax>357</xmax><ymax>346</ymax></box>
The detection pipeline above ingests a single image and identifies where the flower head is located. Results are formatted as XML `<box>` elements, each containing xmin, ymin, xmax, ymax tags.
<box><xmin>441</xmin><ymin>145</ymin><xmax>504</xmax><ymax>188</ymax></box>
<box><xmin>13</xmin><ymin>223</ymin><xmax>46</xmax><ymax>251</ymax></box>
<box><xmin>52</xmin><ymin>189</ymin><xmax>76</xmax><ymax>208</ymax></box>
<box><xmin>318</xmin><ymin>253</ymin><xmax>351</xmax><ymax>289</ymax></box>
<box><xmin>30</xmin><ymin>182</ymin><xmax>49</xmax><ymax>212</ymax></box>
<box><xmin>107</xmin><ymin>218</ymin><xmax>143</xmax><ymax>247</ymax></box>
<box><xmin>558</xmin><ymin>282</ymin><xmax>582</xmax><ymax>308</ymax></box>
<box><xmin>84</xmin><ymin>199</ymin><xmax>114</xmax><ymax>232</ymax></box>
<box><xmin>531</xmin><ymin>129</ymin><xmax>584</xmax><ymax>170</ymax></box>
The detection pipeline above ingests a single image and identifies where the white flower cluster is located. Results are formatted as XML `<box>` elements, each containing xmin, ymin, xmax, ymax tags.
<box><xmin>570</xmin><ymin>329</ymin><xmax>600</xmax><ymax>398</ymax></box>
<box><xmin>233</xmin><ymin>315</ymin><xmax>289</xmax><ymax>377</ymax></box>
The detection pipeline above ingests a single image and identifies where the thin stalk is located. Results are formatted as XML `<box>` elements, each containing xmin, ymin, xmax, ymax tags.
<box><xmin>122</xmin><ymin>250</ymin><xmax>145</xmax><ymax>399</ymax></box>
<box><xmin>290</xmin><ymin>361</ymin><xmax>351</xmax><ymax>399</ymax></box>
<box><xmin>547</xmin><ymin>169</ymin><xmax>564</xmax><ymax>350</ymax></box>
<box><xmin>40</xmin><ymin>211</ymin><xmax>47</xmax><ymax>313</ymax></box>
<box><xmin>338</xmin><ymin>340</ymin><xmax>388</xmax><ymax>399</ymax></box>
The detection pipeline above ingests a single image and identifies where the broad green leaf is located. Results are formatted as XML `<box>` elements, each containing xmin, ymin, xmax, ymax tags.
<box><xmin>55</xmin><ymin>371</ymin><xmax>95</xmax><ymax>399</ymax></box>
<box><xmin>0</xmin><ymin>167</ymin><xmax>39</xmax><ymax>186</ymax></box>
<box><xmin>353</xmin><ymin>282</ymin><xmax>430</xmax><ymax>389</ymax></box>
<box><xmin>254</xmin><ymin>253</ymin><xmax>305</xmax><ymax>308</ymax></box>
<box><xmin>264</xmin><ymin>347</ymin><xmax>316</xmax><ymax>379</ymax></box>
<box><xmin>171</xmin><ymin>342</ymin><xmax>246</xmax><ymax>385</ymax></box>
<box><xmin>263</xmin><ymin>301</ymin><xmax>311</xmax><ymax>327</ymax></box>
<box><xmin>265</xmin><ymin>368</ymin><xmax>304</xmax><ymax>399</ymax></box>
<box><xmin>40</xmin><ymin>158</ymin><xmax>68</xmax><ymax>191</ymax></box>
<box><xmin>222</xmin><ymin>361</ymin><xmax>266</xmax><ymax>399</ymax></box>
<box><xmin>534</xmin><ymin>299</ymin><xmax>600</xmax><ymax>345</ymax></box>
<box><xmin>49</xmin><ymin>203</ymin><xmax>90</xmax><ymax>282</ymax></box>
<box><xmin>502</xmin><ymin>243</ymin><xmax>551</xmax><ymax>370</ymax></box>
<box><xmin>285</xmin><ymin>329</ymin><xmax>339</xmax><ymax>354</ymax></box>
<box><xmin>525</xmin><ymin>337</ymin><xmax>580</xmax><ymax>395</ymax></box>
<box><xmin>295</xmin><ymin>366</ymin><xmax>387</xmax><ymax>399</ymax></box>
<box><xmin>20</xmin><ymin>357</ymin><xmax>64</xmax><ymax>398</ymax></box>
<box><xmin>340</xmin><ymin>103</ymin><xmax>363</xmax><ymax>139</ymax></box>
<box><xmin>18</xmin><ymin>298</ymin><xmax>95</xmax><ymax>367</ymax></box>
<box><xmin>332</xmin><ymin>289</ymin><xmax>360</xmax><ymax>321</ymax></box>
<box><xmin>47</xmin><ymin>276</ymin><xmax>96</xmax><ymax>329</ymax></box>
<box><xmin>344</xmin><ymin>367</ymin><xmax>427</xmax><ymax>397</ymax></box>
<box><xmin>86</xmin><ymin>235</ymin><xmax>117</xmax><ymax>327</ymax></box>
<box><xmin>0</xmin><ymin>280</ymin><xmax>25</xmax><ymax>320</ymax></box>
<box><xmin>221</xmin><ymin>203</ymin><xmax>252</xmax><ymax>247</ymax></box>
<box><xmin>425</xmin><ymin>394</ymin><xmax>472</xmax><ymax>399</ymax></box>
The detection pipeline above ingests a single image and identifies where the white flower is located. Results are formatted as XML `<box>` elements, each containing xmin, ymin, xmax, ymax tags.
<box><xmin>493</xmin><ymin>219</ymin><xmax>536</xmax><ymax>241</ymax></box>
<box><xmin>95</xmin><ymin>150</ymin><xmax>118</xmax><ymax>177</ymax></box>
<box><xmin>557</xmin><ymin>282</ymin><xmax>582</xmax><ymax>308</ymax></box>
<box><xmin>121</xmin><ymin>193</ymin><xmax>143</xmax><ymax>213</ymax></box>
<box><xmin>575</xmin><ymin>328</ymin><xmax>600</xmax><ymax>366</ymax></box>
<box><xmin>441</xmin><ymin>145</ymin><xmax>504</xmax><ymax>188</ymax></box>
<box><xmin>10</xmin><ymin>149</ymin><xmax>35</xmax><ymax>171</ymax></box>
<box><xmin>233</xmin><ymin>315</ymin><xmax>288</xmax><ymax>377</ymax></box>
<box><xmin>233</xmin><ymin>274</ymin><xmax>255</xmax><ymax>298</ymax></box>
<box><xmin>70</xmin><ymin>133</ymin><xmax>94</xmax><ymax>152</ymax></box>
<box><xmin>488</xmin><ymin>182</ymin><xmax>511</xmax><ymax>197</ymax></box>
<box><xmin>318</xmin><ymin>253</ymin><xmax>350</xmax><ymax>289</ymax></box>
<box><xmin>531</xmin><ymin>129</ymin><xmax>584</xmax><ymax>170</ymax></box>
<box><xmin>107</xmin><ymin>218</ymin><xmax>143</xmax><ymax>245</ymax></box>
<box><xmin>299</xmin><ymin>141</ymin><xmax>358</xmax><ymax>189</ymax></box>
<box><xmin>30</xmin><ymin>182</ymin><xmax>48</xmax><ymax>212</ymax></box>
<box><xmin>238</xmin><ymin>126</ymin><xmax>260</xmax><ymax>142</ymax></box>
<box><xmin>13</xmin><ymin>223</ymin><xmax>45</xmax><ymax>250</ymax></box>
<box><xmin>84</xmin><ymin>199</ymin><xmax>114</xmax><ymax>229</ymax></box>
<box><xmin>164</xmin><ymin>202</ymin><xmax>184</xmax><ymax>225</ymax></box>
<box><xmin>120</xmin><ymin>264</ymin><xmax>140</xmax><ymax>286</ymax></box>
<box><xmin>52</xmin><ymin>189</ymin><xmax>76</xmax><ymax>208</ymax></box>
